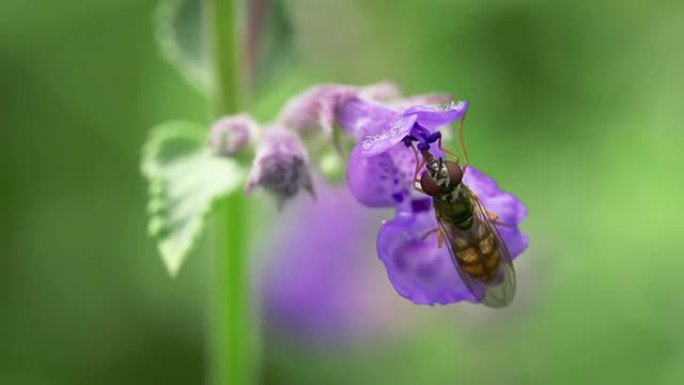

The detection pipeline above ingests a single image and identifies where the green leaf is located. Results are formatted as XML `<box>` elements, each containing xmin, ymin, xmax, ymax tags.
<box><xmin>155</xmin><ymin>0</ymin><xmax>210</xmax><ymax>94</ymax></box>
<box><xmin>251</xmin><ymin>0</ymin><xmax>297</xmax><ymax>95</ymax></box>
<box><xmin>141</xmin><ymin>121</ymin><xmax>245</xmax><ymax>276</ymax></box>
<box><xmin>155</xmin><ymin>0</ymin><xmax>297</xmax><ymax>97</ymax></box>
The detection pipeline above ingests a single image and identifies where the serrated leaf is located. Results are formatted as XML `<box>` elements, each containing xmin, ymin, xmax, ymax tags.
<box><xmin>142</xmin><ymin>121</ymin><xmax>245</xmax><ymax>276</ymax></box>
<box><xmin>155</xmin><ymin>0</ymin><xmax>211</xmax><ymax>94</ymax></box>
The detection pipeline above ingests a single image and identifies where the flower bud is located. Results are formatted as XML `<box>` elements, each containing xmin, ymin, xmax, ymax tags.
<box><xmin>208</xmin><ymin>114</ymin><xmax>258</xmax><ymax>156</ymax></box>
<box><xmin>276</xmin><ymin>82</ymin><xmax>401</xmax><ymax>139</ymax></box>
<box><xmin>245</xmin><ymin>127</ymin><xmax>314</xmax><ymax>208</ymax></box>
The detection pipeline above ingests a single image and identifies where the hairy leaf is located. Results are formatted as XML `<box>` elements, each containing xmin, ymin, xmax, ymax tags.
<box><xmin>142</xmin><ymin>121</ymin><xmax>244</xmax><ymax>275</ymax></box>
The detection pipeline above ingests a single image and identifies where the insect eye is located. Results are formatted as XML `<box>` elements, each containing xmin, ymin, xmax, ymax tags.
<box><xmin>420</xmin><ymin>171</ymin><xmax>442</xmax><ymax>196</ymax></box>
<box><xmin>445</xmin><ymin>161</ymin><xmax>463</xmax><ymax>186</ymax></box>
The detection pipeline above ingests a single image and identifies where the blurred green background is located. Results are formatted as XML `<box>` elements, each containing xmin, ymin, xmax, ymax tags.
<box><xmin>2</xmin><ymin>0</ymin><xmax>684</xmax><ymax>384</ymax></box>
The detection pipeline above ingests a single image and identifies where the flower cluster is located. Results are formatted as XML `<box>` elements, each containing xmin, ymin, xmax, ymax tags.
<box><xmin>211</xmin><ymin>82</ymin><xmax>528</xmax><ymax>306</ymax></box>
<box><xmin>335</xmin><ymin>94</ymin><xmax>528</xmax><ymax>305</ymax></box>
<box><xmin>209</xmin><ymin>82</ymin><xmax>395</xmax><ymax>207</ymax></box>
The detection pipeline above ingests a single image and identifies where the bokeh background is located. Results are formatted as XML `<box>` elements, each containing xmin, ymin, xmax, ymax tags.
<box><xmin>2</xmin><ymin>0</ymin><xmax>684</xmax><ymax>384</ymax></box>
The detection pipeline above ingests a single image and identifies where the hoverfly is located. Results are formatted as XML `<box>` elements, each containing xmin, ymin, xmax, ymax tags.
<box><xmin>411</xmin><ymin>121</ymin><xmax>516</xmax><ymax>308</ymax></box>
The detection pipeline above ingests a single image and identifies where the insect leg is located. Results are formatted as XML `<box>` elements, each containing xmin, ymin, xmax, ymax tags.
<box><xmin>411</xmin><ymin>143</ymin><xmax>426</xmax><ymax>192</ymax></box>
<box><xmin>438</xmin><ymin>137</ymin><xmax>461</xmax><ymax>164</ymax></box>
<box><xmin>420</xmin><ymin>227</ymin><xmax>439</xmax><ymax>241</ymax></box>
<box><xmin>487</xmin><ymin>210</ymin><xmax>515</xmax><ymax>227</ymax></box>
<box><xmin>457</xmin><ymin>114</ymin><xmax>469</xmax><ymax>168</ymax></box>
<box><xmin>420</xmin><ymin>227</ymin><xmax>447</xmax><ymax>248</ymax></box>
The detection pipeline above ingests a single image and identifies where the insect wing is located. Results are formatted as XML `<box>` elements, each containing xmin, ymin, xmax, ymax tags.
<box><xmin>436</xmin><ymin>216</ymin><xmax>488</xmax><ymax>304</ymax></box>
<box><xmin>473</xmin><ymin>194</ymin><xmax>516</xmax><ymax>307</ymax></box>
<box><xmin>437</xmin><ymin>190</ymin><xmax>516</xmax><ymax>307</ymax></box>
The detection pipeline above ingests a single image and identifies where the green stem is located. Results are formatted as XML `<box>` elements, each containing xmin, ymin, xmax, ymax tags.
<box><xmin>207</xmin><ymin>0</ymin><xmax>251</xmax><ymax>384</ymax></box>
<box><xmin>209</xmin><ymin>0</ymin><xmax>241</xmax><ymax>116</ymax></box>
<box><xmin>211</xmin><ymin>196</ymin><xmax>250</xmax><ymax>385</ymax></box>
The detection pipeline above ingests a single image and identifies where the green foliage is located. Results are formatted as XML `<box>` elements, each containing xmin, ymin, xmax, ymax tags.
<box><xmin>156</xmin><ymin>0</ymin><xmax>210</xmax><ymax>94</ymax></box>
<box><xmin>4</xmin><ymin>0</ymin><xmax>684</xmax><ymax>383</ymax></box>
<box><xmin>155</xmin><ymin>0</ymin><xmax>296</xmax><ymax>98</ymax></box>
<box><xmin>142</xmin><ymin>121</ymin><xmax>245</xmax><ymax>276</ymax></box>
<box><xmin>250</xmin><ymin>0</ymin><xmax>297</xmax><ymax>94</ymax></box>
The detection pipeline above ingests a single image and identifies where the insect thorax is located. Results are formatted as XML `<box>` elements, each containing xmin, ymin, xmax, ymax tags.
<box><xmin>434</xmin><ymin>184</ymin><xmax>474</xmax><ymax>230</ymax></box>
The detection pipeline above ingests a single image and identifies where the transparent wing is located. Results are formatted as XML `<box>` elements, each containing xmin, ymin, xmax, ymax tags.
<box><xmin>436</xmin><ymin>186</ymin><xmax>516</xmax><ymax>308</ymax></box>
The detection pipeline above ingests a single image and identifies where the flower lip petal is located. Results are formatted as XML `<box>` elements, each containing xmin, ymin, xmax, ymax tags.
<box><xmin>462</xmin><ymin>166</ymin><xmax>529</xmax><ymax>258</ymax></box>
<box><xmin>344</xmin><ymin>99</ymin><xmax>468</xmax><ymax>158</ymax></box>
<box><xmin>346</xmin><ymin>143</ymin><xmax>416</xmax><ymax>208</ymax></box>
<box><xmin>389</xmin><ymin>93</ymin><xmax>453</xmax><ymax>111</ymax></box>
<box><xmin>403</xmin><ymin>100</ymin><xmax>469</xmax><ymax>130</ymax></box>
<box><xmin>377</xmin><ymin>209</ymin><xmax>477</xmax><ymax>305</ymax></box>
<box><xmin>463</xmin><ymin>166</ymin><xmax>528</xmax><ymax>226</ymax></box>
<box><xmin>373</xmin><ymin>166</ymin><xmax>528</xmax><ymax>305</ymax></box>
<box><xmin>337</xmin><ymin>96</ymin><xmax>398</xmax><ymax>141</ymax></box>
<box><xmin>358</xmin><ymin>114</ymin><xmax>417</xmax><ymax>156</ymax></box>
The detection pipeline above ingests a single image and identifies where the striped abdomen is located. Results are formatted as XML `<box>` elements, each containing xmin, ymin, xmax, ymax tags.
<box><xmin>435</xmin><ymin>184</ymin><xmax>504</xmax><ymax>283</ymax></box>
<box><xmin>452</xmin><ymin>227</ymin><xmax>501</xmax><ymax>282</ymax></box>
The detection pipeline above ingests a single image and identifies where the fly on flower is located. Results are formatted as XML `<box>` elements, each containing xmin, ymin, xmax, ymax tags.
<box><xmin>338</xmin><ymin>92</ymin><xmax>527</xmax><ymax>306</ymax></box>
<box><xmin>407</xmin><ymin>117</ymin><xmax>516</xmax><ymax>308</ymax></box>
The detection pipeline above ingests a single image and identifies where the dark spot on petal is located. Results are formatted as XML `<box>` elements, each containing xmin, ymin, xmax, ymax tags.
<box><xmin>411</xmin><ymin>198</ymin><xmax>432</xmax><ymax>213</ymax></box>
<box><xmin>391</xmin><ymin>192</ymin><xmax>405</xmax><ymax>203</ymax></box>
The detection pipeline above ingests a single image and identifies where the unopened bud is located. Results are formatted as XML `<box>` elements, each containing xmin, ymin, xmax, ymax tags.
<box><xmin>245</xmin><ymin>127</ymin><xmax>315</xmax><ymax>208</ymax></box>
<box><xmin>208</xmin><ymin>114</ymin><xmax>258</xmax><ymax>156</ymax></box>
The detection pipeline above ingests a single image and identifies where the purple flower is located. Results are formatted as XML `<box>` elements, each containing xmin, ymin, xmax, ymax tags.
<box><xmin>245</xmin><ymin>126</ymin><xmax>314</xmax><ymax>208</ymax></box>
<box><xmin>277</xmin><ymin>82</ymin><xmax>401</xmax><ymax>139</ymax></box>
<box><xmin>261</xmin><ymin>181</ymin><xmax>409</xmax><ymax>343</ymax></box>
<box><xmin>339</xmin><ymin>97</ymin><xmax>468</xmax><ymax>156</ymax></box>
<box><xmin>338</xmin><ymin>96</ymin><xmax>528</xmax><ymax>306</ymax></box>
<box><xmin>377</xmin><ymin>168</ymin><xmax>528</xmax><ymax>305</ymax></box>
<box><xmin>340</xmin><ymin>97</ymin><xmax>468</xmax><ymax>206</ymax></box>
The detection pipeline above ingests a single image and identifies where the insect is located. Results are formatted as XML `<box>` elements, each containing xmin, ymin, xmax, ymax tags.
<box><xmin>409</xmin><ymin>120</ymin><xmax>516</xmax><ymax>307</ymax></box>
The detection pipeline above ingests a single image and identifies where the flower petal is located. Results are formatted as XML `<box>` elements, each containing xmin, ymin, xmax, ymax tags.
<box><xmin>346</xmin><ymin>143</ymin><xmax>416</xmax><ymax>208</ymax></box>
<box><xmin>337</xmin><ymin>96</ymin><xmax>397</xmax><ymax>140</ymax></box>
<box><xmin>463</xmin><ymin>167</ymin><xmax>527</xmax><ymax>225</ymax></box>
<box><xmin>338</xmin><ymin>96</ymin><xmax>418</xmax><ymax>156</ymax></box>
<box><xmin>389</xmin><ymin>93</ymin><xmax>453</xmax><ymax>111</ymax></box>
<box><xmin>278</xmin><ymin>82</ymin><xmax>402</xmax><ymax>141</ymax></box>
<box><xmin>497</xmin><ymin>226</ymin><xmax>529</xmax><ymax>259</ymax></box>
<box><xmin>403</xmin><ymin>100</ymin><xmax>469</xmax><ymax>130</ymax></box>
<box><xmin>278</xmin><ymin>84</ymin><xmax>354</xmax><ymax>138</ymax></box>
<box><xmin>463</xmin><ymin>166</ymin><xmax>529</xmax><ymax>257</ymax></box>
<box><xmin>377</xmin><ymin>210</ymin><xmax>476</xmax><ymax>305</ymax></box>
<box><xmin>359</xmin><ymin>114</ymin><xmax>417</xmax><ymax>156</ymax></box>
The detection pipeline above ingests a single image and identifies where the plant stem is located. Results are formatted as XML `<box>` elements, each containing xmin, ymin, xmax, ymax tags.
<box><xmin>211</xmin><ymin>196</ymin><xmax>250</xmax><ymax>385</ymax></box>
<box><xmin>207</xmin><ymin>0</ymin><xmax>251</xmax><ymax>384</ymax></box>
<box><xmin>209</xmin><ymin>0</ymin><xmax>241</xmax><ymax>116</ymax></box>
